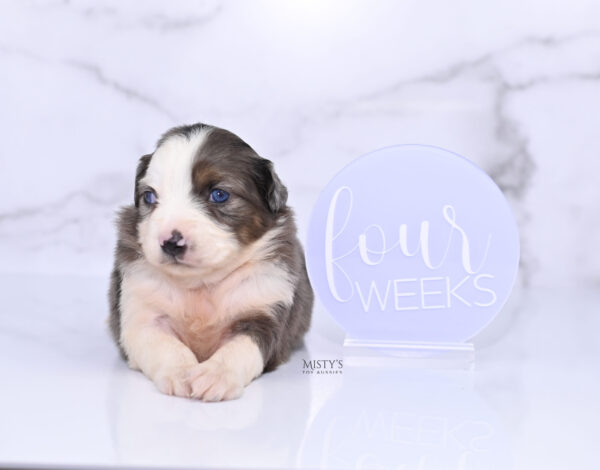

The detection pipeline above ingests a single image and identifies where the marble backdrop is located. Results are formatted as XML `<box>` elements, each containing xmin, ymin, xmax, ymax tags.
<box><xmin>1</xmin><ymin>0</ymin><xmax>599</xmax><ymax>289</ymax></box>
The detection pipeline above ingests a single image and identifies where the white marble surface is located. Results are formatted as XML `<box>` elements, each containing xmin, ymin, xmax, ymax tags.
<box><xmin>0</xmin><ymin>273</ymin><xmax>599</xmax><ymax>470</ymax></box>
<box><xmin>1</xmin><ymin>1</ymin><xmax>600</xmax><ymax>469</ymax></box>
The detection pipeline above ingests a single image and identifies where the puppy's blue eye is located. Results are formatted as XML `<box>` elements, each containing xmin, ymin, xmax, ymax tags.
<box><xmin>210</xmin><ymin>188</ymin><xmax>230</xmax><ymax>203</ymax></box>
<box><xmin>143</xmin><ymin>190</ymin><xmax>157</xmax><ymax>205</ymax></box>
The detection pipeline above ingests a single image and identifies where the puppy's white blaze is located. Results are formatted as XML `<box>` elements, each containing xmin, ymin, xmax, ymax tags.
<box><xmin>144</xmin><ymin>130</ymin><xmax>208</xmax><ymax>207</ymax></box>
<box><xmin>138</xmin><ymin>128</ymin><xmax>240</xmax><ymax>276</ymax></box>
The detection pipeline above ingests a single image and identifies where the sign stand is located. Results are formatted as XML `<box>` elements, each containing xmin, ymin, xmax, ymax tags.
<box><xmin>342</xmin><ymin>337</ymin><xmax>475</xmax><ymax>369</ymax></box>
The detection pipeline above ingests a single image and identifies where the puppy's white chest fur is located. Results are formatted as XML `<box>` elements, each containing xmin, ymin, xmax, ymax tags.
<box><xmin>121</xmin><ymin>258</ymin><xmax>294</xmax><ymax>362</ymax></box>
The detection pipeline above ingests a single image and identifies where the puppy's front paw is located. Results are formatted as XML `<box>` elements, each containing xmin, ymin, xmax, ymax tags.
<box><xmin>153</xmin><ymin>368</ymin><xmax>192</xmax><ymax>398</ymax></box>
<box><xmin>187</xmin><ymin>359</ymin><xmax>245</xmax><ymax>402</ymax></box>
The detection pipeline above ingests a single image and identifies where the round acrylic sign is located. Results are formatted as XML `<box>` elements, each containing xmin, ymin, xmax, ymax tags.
<box><xmin>306</xmin><ymin>145</ymin><xmax>520</xmax><ymax>343</ymax></box>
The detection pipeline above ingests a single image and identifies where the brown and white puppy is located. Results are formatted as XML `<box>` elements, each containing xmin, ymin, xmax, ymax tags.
<box><xmin>108</xmin><ymin>123</ymin><xmax>313</xmax><ymax>401</ymax></box>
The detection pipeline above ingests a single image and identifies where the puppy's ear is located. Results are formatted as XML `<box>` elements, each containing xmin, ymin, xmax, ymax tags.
<box><xmin>134</xmin><ymin>154</ymin><xmax>152</xmax><ymax>207</ymax></box>
<box><xmin>257</xmin><ymin>158</ymin><xmax>288</xmax><ymax>214</ymax></box>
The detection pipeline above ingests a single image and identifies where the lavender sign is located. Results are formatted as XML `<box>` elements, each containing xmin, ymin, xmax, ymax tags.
<box><xmin>306</xmin><ymin>145</ymin><xmax>520</xmax><ymax>344</ymax></box>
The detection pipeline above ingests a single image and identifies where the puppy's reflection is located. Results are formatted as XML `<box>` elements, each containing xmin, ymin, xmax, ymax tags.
<box><xmin>107</xmin><ymin>346</ymin><xmax>311</xmax><ymax>468</ymax></box>
<box><xmin>297</xmin><ymin>366</ymin><xmax>512</xmax><ymax>470</ymax></box>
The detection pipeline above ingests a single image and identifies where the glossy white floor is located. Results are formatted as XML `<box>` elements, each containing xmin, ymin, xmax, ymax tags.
<box><xmin>0</xmin><ymin>272</ymin><xmax>598</xmax><ymax>470</ymax></box>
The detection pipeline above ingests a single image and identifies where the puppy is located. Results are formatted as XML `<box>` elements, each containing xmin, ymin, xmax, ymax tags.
<box><xmin>108</xmin><ymin>123</ymin><xmax>313</xmax><ymax>401</ymax></box>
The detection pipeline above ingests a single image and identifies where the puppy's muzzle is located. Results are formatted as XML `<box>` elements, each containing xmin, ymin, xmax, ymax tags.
<box><xmin>161</xmin><ymin>230</ymin><xmax>186</xmax><ymax>258</ymax></box>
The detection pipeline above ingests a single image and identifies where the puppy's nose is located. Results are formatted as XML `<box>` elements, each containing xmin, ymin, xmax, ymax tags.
<box><xmin>161</xmin><ymin>230</ymin><xmax>186</xmax><ymax>258</ymax></box>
